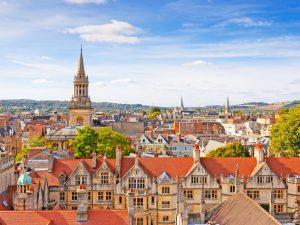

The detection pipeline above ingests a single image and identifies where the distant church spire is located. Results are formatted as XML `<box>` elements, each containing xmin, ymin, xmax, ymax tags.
<box><xmin>180</xmin><ymin>96</ymin><xmax>184</xmax><ymax>110</ymax></box>
<box><xmin>77</xmin><ymin>44</ymin><xmax>86</xmax><ymax>76</ymax></box>
<box><xmin>225</xmin><ymin>96</ymin><xmax>230</xmax><ymax>115</ymax></box>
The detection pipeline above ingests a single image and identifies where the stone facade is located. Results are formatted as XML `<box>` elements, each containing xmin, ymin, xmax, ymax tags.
<box><xmin>13</xmin><ymin>145</ymin><xmax>300</xmax><ymax>225</ymax></box>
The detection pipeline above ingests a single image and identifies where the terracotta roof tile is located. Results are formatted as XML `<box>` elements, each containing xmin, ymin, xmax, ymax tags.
<box><xmin>200</xmin><ymin>157</ymin><xmax>257</xmax><ymax>177</ymax></box>
<box><xmin>266</xmin><ymin>157</ymin><xmax>300</xmax><ymax>177</ymax></box>
<box><xmin>139</xmin><ymin>157</ymin><xmax>194</xmax><ymax>178</ymax></box>
<box><xmin>0</xmin><ymin>209</ymin><xmax>129</xmax><ymax>225</ymax></box>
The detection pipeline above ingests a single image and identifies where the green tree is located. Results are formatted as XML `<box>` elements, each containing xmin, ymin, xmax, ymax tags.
<box><xmin>270</xmin><ymin>105</ymin><xmax>300</xmax><ymax>156</ymax></box>
<box><xmin>150</xmin><ymin>106</ymin><xmax>161</xmax><ymax>113</ymax></box>
<box><xmin>70</xmin><ymin>127</ymin><xmax>99</xmax><ymax>158</ymax></box>
<box><xmin>27</xmin><ymin>135</ymin><xmax>47</xmax><ymax>147</ymax></box>
<box><xmin>206</xmin><ymin>142</ymin><xmax>250</xmax><ymax>157</ymax></box>
<box><xmin>15</xmin><ymin>146</ymin><xmax>30</xmax><ymax>162</ymax></box>
<box><xmin>15</xmin><ymin>135</ymin><xmax>46</xmax><ymax>162</ymax></box>
<box><xmin>98</xmin><ymin>127</ymin><xmax>133</xmax><ymax>158</ymax></box>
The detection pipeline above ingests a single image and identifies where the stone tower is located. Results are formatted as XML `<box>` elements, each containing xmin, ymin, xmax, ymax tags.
<box><xmin>69</xmin><ymin>46</ymin><xmax>94</xmax><ymax>127</ymax></box>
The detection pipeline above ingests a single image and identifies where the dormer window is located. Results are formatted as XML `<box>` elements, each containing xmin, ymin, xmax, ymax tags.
<box><xmin>60</xmin><ymin>175</ymin><xmax>66</xmax><ymax>185</ymax></box>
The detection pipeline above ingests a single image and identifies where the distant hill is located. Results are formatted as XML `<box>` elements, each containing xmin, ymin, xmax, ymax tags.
<box><xmin>0</xmin><ymin>99</ymin><xmax>150</xmax><ymax>114</ymax></box>
<box><xmin>0</xmin><ymin>99</ymin><xmax>298</xmax><ymax>114</ymax></box>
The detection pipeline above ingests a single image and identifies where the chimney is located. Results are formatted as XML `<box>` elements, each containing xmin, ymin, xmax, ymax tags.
<box><xmin>92</xmin><ymin>150</ymin><xmax>97</xmax><ymax>169</ymax></box>
<box><xmin>48</xmin><ymin>150</ymin><xmax>54</xmax><ymax>173</ymax></box>
<box><xmin>115</xmin><ymin>145</ymin><xmax>122</xmax><ymax>174</ymax></box>
<box><xmin>127</xmin><ymin>189</ymin><xmax>135</xmax><ymax>225</ymax></box>
<box><xmin>193</xmin><ymin>144</ymin><xmax>200</xmax><ymax>163</ymax></box>
<box><xmin>254</xmin><ymin>144</ymin><xmax>265</xmax><ymax>164</ymax></box>
<box><xmin>77</xmin><ymin>184</ymin><xmax>88</xmax><ymax>223</ymax></box>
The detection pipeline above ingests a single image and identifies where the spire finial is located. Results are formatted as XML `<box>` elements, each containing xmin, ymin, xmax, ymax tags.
<box><xmin>77</xmin><ymin>44</ymin><xmax>85</xmax><ymax>76</ymax></box>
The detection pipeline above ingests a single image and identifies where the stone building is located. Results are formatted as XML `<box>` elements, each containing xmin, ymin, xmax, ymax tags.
<box><xmin>12</xmin><ymin>144</ymin><xmax>300</xmax><ymax>225</ymax></box>
<box><xmin>69</xmin><ymin>47</ymin><xmax>94</xmax><ymax>127</ymax></box>
<box><xmin>0</xmin><ymin>152</ymin><xmax>14</xmax><ymax>194</ymax></box>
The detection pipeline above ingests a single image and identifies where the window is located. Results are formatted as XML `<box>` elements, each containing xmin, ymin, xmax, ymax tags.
<box><xmin>135</xmin><ymin>218</ymin><xmax>143</xmax><ymax>225</ymax></box>
<box><xmin>266</xmin><ymin>176</ymin><xmax>273</xmax><ymax>183</ymax></box>
<box><xmin>257</xmin><ymin>176</ymin><xmax>273</xmax><ymax>184</ymax></box>
<box><xmin>75</xmin><ymin>176</ymin><xmax>87</xmax><ymax>185</ymax></box>
<box><xmin>205</xmin><ymin>190</ymin><xmax>217</xmax><ymax>199</ymax></box>
<box><xmin>274</xmin><ymin>189</ymin><xmax>283</xmax><ymax>199</ymax></box>
<box><xmin>151</xmin><ymin>196</ymin><xmax>155</xmax><ymax>205</ymax></box>
<box><xmin>88</xmin><ymin>192</ymin><xmax>91</xmax><ymax>201</ymax></box>
<box><xmin>191</xmin><ymin>176</ymin><xmax>207</xmax><ymax>184</ymax></box>
<box><xmin>60</xmin><ymin>192</ymin><xmax>65</xmax><ymax>201</ymax></box>
<box><xmin>297</xmin><ymin>185</ymin><xmax>300</xmax><ymax>193</ymax></box>
<box><xmin>163</xmin><ymin>216</ymin><xmax>169</xmax><ymax>221</ymax></box>
<box><xmin>60</xmin><ymin>175</ymin><xmax>66</xmax><ymax>185</ymax></box>
<box><xmin>162</xmin><ymin>201</ymin><xmax>170</xmax><ymax>208</ymax></box>
<box><xmin>247</xmin><ymin>190</ymin><xmax>260</xmax><ymax>199</ymax></box>
<box><xmin>230</xmin><ymin>185</ymin><xmax>235</xmax><ymax>193</ymax></box>
<box><xmin>162</xmin><ymin>187</ymin><xmax>170</xmax><ymax>194</ymax></box>
<box><xmin>134</xmin><ymin>198</ymin><xmax>143</xmax><ymax>209</ymax></box>
<box><xmin>184</xmin><ymin>190</ymin><xmax>193</xmax><ymax>199</ymax></box>
<box><xmin>119</xmin><ymin>196</ymin><xmax>122</xmax><ymax>204</ymax></box>
<box><xmin>274</xmin><ymin>204</ymin><xmax>283</xmax><ymax>213</ymax></box>
<box><xmin>72</xmin><ymin>192</ymin><xmax>77</xmax><ymax>201</ymax></box>
<box><xmin>129</xmin><ymin>179</ymin><xmax>145</xmax><ymax>189</ymax></box>
<box><xmin>98</xmin><ymin>192</ymin><xmax>104</xmax><ymax>200</ymax></box>
<box><xmin>100</xmin><ymin>172</ymin><xmax>109</xmax><ymax>184</ymax></box>
<box><xmin>106</xmin><ymin>191</ymin><xmax>112</xmax><ymax>201</ymax></box>
<box><xmin>71</xmin><ymin>206</ymin><xmax>77</xmax><ymax>210</ymax></box>
<box><xmin>257</xmin><ymin>176</ymin><xmax>264</xmax><ymax>184</ymax></box>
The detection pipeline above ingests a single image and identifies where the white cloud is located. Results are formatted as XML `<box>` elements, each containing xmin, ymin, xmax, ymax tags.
<box><xmin>62</xmin><ymin>20</ymin><xmax>141</xmax><ymax>44</ymax></box>
<box><xmin>41</xmin><ymin>56</ymin><xmax>52</xmax><ymax>60</ymax></box>
<box><xmin>110</xmin><ymin>78</ymin><xmax>138</xmax><ymax>84</ymax></box>
<box><xmin>220</xmin><ymin>17</ymin><xmax>271</xmax><ymax>27</ymax></box>
<box><xmin>64</xmin><ymin>0</ymin><xmax>107</xmax><ymax>4</ymax></box>
<box><xmin>182</xmin><ymin>60</ymin><xmax>212</xmax><ymax>67</ymax></box>
<box><xmin>31</xmin><ymin>79</ymin><xmax>50</xmax><ymax>84</ymax></box>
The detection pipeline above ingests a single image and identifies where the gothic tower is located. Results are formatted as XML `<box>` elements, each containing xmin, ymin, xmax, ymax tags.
<box><xmin>69</xmin><ymin>46</ymin><xmax>94</xmax><ymax>127</ymax></box>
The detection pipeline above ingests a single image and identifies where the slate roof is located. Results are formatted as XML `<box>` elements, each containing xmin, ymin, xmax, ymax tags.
<box><xmin>207</xmin><ymin>192</ymin><xmax>281</xmax><ymax>225</ymax></box>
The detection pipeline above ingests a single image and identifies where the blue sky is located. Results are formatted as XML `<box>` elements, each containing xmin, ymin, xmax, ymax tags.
<box><xmin>1</xmin><ymin>0</ymin><xmax>300</xmax><ymax>106</ymax></box>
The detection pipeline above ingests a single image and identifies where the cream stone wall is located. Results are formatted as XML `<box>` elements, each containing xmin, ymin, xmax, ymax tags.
<box><xmin>0</xmin><ymin>153</ymin><xmax>14</xmax><ymax>193</ymax></box>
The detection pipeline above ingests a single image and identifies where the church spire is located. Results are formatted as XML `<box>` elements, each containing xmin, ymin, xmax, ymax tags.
<box><xmin>180</xmin><ymin>96</ymin><xmax>184</xmax><ymax>110</ymax></box>
<box><xmin>77</xmin><ymin>44</ymin><xmax>86</xmax><ymax>77</ymax></box>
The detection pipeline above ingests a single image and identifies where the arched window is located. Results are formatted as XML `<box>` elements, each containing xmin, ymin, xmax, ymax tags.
<box><xmin>76</xmin><ymin>117</ymin><xmax>84</xmax><ymax>125</ymax></box>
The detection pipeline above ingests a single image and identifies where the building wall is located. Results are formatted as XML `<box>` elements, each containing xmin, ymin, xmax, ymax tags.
<box><xmin>0</xmin><ymin>153</ymin><xmax>15</xmax><ymax>193</ymax></box>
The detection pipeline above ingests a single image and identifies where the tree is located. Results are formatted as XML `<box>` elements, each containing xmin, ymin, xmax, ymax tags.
<box><xmin>27</xmin><ymin>135</ymin><xmax>47</xmax><ymax>147</ymax></box>
<box><xmin>70</xmin><ymin>127</ymin><xmax>134</xmax><ymax>158</ymax></box>
<box><xmin>15</xmin><ymin>135</ymin><xmax>47</xmax><ymax>162</ymax></box>
<box><xmin>98</xmin><ymin>127</ymin><xmax>134</xmax><ymax>158</ymax></box>
<box><xmin>206</xmin><ymin>142</ymin><xmax>250</xmax><ymax>157</ymax></box>
<box><xmin>70</xmin><ymin>127</ymin><xmax>99</xmax><ymax>158</ymax></box>
<box><xmin>270</xmin><ymin>105</ymin><xmax>300</xmax><ymax>156</ymax></box>
<box><xmin>150</xmin><ymin>106</ymin><xmax>161</xmax><ymax>114</ymax></box>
